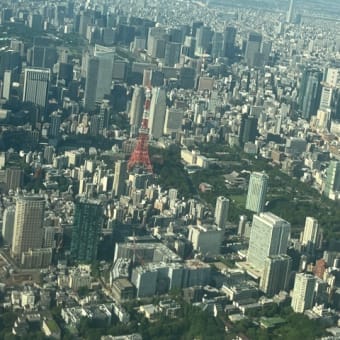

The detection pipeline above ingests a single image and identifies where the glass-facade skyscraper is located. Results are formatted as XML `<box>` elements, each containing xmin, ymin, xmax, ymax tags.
<box><xmin>71</xmin><ymin>198</ymin><xmax>103</xmax><ymax>262</ymax></box>
<box><xmin>298</xmin><ymin>67</ymin><xmax>323</xmax><ymax>120</ymax></box>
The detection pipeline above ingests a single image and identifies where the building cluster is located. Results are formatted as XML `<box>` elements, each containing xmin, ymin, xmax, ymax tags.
<box><xmin>0</xmin><ymin>0</ymin><xmax>340</xmax><ymax>338</ymax></box>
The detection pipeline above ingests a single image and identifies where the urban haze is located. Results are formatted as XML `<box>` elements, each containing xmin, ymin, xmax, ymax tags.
<box><xmin>0</xmin><ymin>0</ymin><xmax>339</xmax><ymax>339</ymax></box>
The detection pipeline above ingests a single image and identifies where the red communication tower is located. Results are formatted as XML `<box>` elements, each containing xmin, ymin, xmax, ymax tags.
<box><xmin>128</xmin><ymin>89</ymin><xmax>153</xmax><ymax>173</ymax></box>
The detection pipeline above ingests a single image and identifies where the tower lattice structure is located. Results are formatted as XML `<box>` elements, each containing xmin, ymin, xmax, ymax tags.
<box><xmin>128</xmin><ymin>89</ymin><xmax>153</xmax><ymax>173</ymax></box>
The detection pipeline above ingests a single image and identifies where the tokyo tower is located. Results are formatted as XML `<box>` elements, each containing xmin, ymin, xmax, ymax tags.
<box><xmin>128</xmin><ymin>88</ymin><xmax>153</xmax><ymax>173</ymax></box>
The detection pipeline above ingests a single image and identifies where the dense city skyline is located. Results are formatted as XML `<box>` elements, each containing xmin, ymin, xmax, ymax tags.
<box><xmin>0</xmin><ymin>0</ymin><xmax>339</xmax><ymax>339</ymax></box>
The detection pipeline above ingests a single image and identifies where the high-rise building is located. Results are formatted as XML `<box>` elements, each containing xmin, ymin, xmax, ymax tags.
<box><xmin>99</xmin><ymin>100</ymin><xmax>111</xmax><ymax>131</ymax></box>
<box><xmin>113</xmin><ymin>160</ymin><xmax>128</xmax><ymax>197</ymax></box>
<box><xmin>84</xmin><ymin>45</ymin><xmax>114</xmax><ymax>111</ymax></box>
<box><xmin>179</xmin><ymin>67</ymin><xmax>196</xmax><ymax>89</ymax></box>
<box><xmin>31</xmin><ymin>46</ymin><xmax>58</xmax><ymax>69</ymax></box>
<box><xmin>319</xmin><ymin>80</ymin><xmax>335</xmax><ymax>112</ymax></box>
<box><xmin>129</xmin><ymin>86</ymin><xmax>146</xmax><ymax>130</ymax></box>
<box><xmin>94</xmin><ymin>45</ymin><xmax>114</xmax><ymax>100</ymax></box>
<box><xmin>260</xmin><ymin>254</ymin><xmax>292</xmax><ymax>297</ymax></box>
<box><xmin>58</xmin><ymin>62</ymin><xmax>73</xmax><ymax>86</ymax></box>
<box><xmin>89</xmin><ymin>115</ymin><xmax>101</xmax><ymax>136</ymax></box>
<box><xmin>164</xmin><ymin>107</ymin><xmax>183</xmax><ymax>135</ymax></box>
<box><xmin>192</xmin><ymin>21</ymin><xmax>204</xmax><ymax>36</ymax></box>
<box><xmin>150</xmin><ymin>70</ymin><xmax>165</xmax><ymax>87</ymax></box>
<box><xmin>245</xmin><ymin>32</ymin><xmax>262</xmax><ymax>67</ymax></box>
<box><xmin>43</xmin><ymin>145</ymin><xmax>55</xmax><ymax>164</ymax></box>
<box><xmin>168</xmin><ymin>27</ymin><xmax>184</xmax><ymax>43</ymax></box>
<box><xmin>239</xmin><ymin>115</ymin><xmax>258</xmax><ymax>146</ymax></box>
<box><xmin>149</xmin><ymin>87</ymin><xmax>167</xmax><ymax>139</ymax></box>
<box><xmin>84</xmin><ymin>57</ymin><xmax>99</xmax><ymax>111</ymax></box>
<box><xmin>247</xmin><ymin>212</ymin><xmax>291</xmax><ymax>272</ymax></box>
<box><xmin>164</xmin><ymin>42</ymin><xmax>181</xmax><ymax>67</ymax></box>
<box><xmin>70</xmin><ymin>198</ymin><xmax>103</xmax><ymax>262</ymax></box>
<box><xmin>261</xmin><ymin>41</ymin><xmax>272</xmax><ymax>64</ymax></box>
<box><xmin>222</xmin><ymin>26</ymin><xmax>237</xmax><ymax>59</ymax></box>
<box><xmin>50</xmin><ymin>112</ymin><xmax>61</xmax><ymax>138</ymax></box>
<box><xmin>28</xmin><ymin>14</ymin><xmax>43</xmax><ymax>31</ymax></box>
<box><xmin>246</xmin><ymin>172</ymin><xmax>269</xmax><ymax>213</ymax></box>
<box><xmin>79</xmin><ymin>11</ymin><xmax>92</xmax><ymax>37</ymax></box>
<box><xmin>298</xmin><ymin>68</ymin><xmax>323</xmax><ymax>120</ymax></box>
<box><xmin>301</xmin><ymin>217</ymin><xmax>320</xmax><ymax>253</ymax></box>
<box><xmin>168</xmin><ymin>188</ymin><xmax>178</xmax><ymax>202</ymax></box>
<box><xmin>214</xmin><ymin>196</ymin><xmax>229</xmax><ymax>229</ymax></box>
<box><xmin>182</xmin><ymin>36</ymin><xmax>196</xmax><ymax>58</ymax></box>
<box><xmin>2</xmin><ymin>206</ymin><xmax>15</xmax><ymax>244</ymax></box>
<box><xmin>147</xmin><ymin>27</ymin><xmax>168</xmax><ymax>58</ymax></box>
<box><xmin>5</xmin><ymin>167</ymin><xmax>24</xmax><ymax>192</ymax></box>
<box><xmin>0</xmin><ymin>49</ymin><xmax>21</xmax><ymax>80</ymax></box>
<box><xmin>23</xmin><ymin>67</ymin><xmax>50</xmax><ymax>110</ymax></box>
<box><xmin>291</xmin><ymin>273</ymin><xmax>316</xmax><ymax>313</ymax></box>
<box><xmin>319</xmin><ymin>68</ymin><xmax>340</xmax><ymax>121</ymax></box>
<box><xmin>238</xmin><ymin>215</ymin><xmax>248</xmax><ymax>237</ymax></box>
<box><xmin>195</xmin><ymin>26</ymin><xmax>213</xmax><ymax>55</ymax></box>
<box><xmin>324</xmin><ymin>160</ymin><xmax>340</xmax><ymax>199</ymax></box>
<box><xmin>211</xmin><ymin>32</ymin><xmax>223</xmax><ymax>59</ymax></box>
<box><xmin>11</xmin><ymin>196</ymin><xmax>45</xmax><ymax>261</ymax></box>
<box><xmin>2</xmin><ymin>70</ymin><xmax>11</xmax><ymax>100</ymax></box>
<box><xmin>286</xmin><ymin>0</ymin><xmax>295</xmax><ymax>23</ymax></box>
<box><xmin>188</xmin><ymin>224</ymin><xmax>224</xmax><ymax>255</ymax></box>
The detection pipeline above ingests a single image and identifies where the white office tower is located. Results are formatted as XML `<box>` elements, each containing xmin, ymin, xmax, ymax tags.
<box><xmin>214</xmin><ymin>196</ymin><xmax>229</xmax><ymax>229</ymax></box>
<box><xmin>23</xmin><ymin>67</ymin><xmax>50</xmax><ymax>109</ymax></box>
<box><xmin>247</xmin><ymin>212</ymin><xmax>291</xmax><ymax>272</ymax></box>
<box><xmin>291</xmin><ymin>273</ymin><xmax>316</xmax><ymax>313</ymax></box>
<box><xmin>246</xmin><ymin>172</ymin><xmax>269</xmax><ymax>213</ymax></box>
<box><xmin>149</xmin><ymin>87</ymin><xmax>167</xmax><ymax>139</ymax></box>
<box><xmin>129</xmin><ymin>86</ymin><xmax>146</xmax><ymax>130</ymax></box>
<box><xmin>301</xmin><ymin>217</ymin><xmax>320</xmax><ymax>253</ymax></box>
<box><xmin>11</xmin><ymin>196</ymin><xmax>45</xmax><ymax>261</ymax></box>
<box><xmin>188</xmin><ymin>224</ymin><xmax>224</xmax><ymax>256</ymax></box>
<box><xmin>147</xmin><ymin>27</ymin><xmax>167</xmax><ymax>58</ymax></box>
<box><xmin>2</xmin><ymin>206</ymin><xmax>15</xmax><ymax>244</ymax></box>
<box><xmin>260</xmin><ymin>254</ymin><xmax>292</xmax><ymax>297</ymax></box>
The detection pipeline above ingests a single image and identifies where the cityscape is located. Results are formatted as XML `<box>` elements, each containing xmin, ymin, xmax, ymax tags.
<box><xmin>0</xmin><ymin>0</ymin><xmax>339</xmax><ymax>339</ymax></box>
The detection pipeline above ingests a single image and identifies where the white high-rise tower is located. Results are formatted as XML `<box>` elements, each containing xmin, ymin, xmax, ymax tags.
<box><xmin>291</xmin><ymin>273</ymin><xmax>316</xmax><ymax>313</ymax></box>
<box><xmin>246</xmin><ymin>172</ymin><xmax>269</xmax><ymax>213</ymax></box>
<box><xmin>247</xmin><ymin>212</ymin><xmax>291</xmax><ymax>272</ymax></box>
<box><xmin>301</xmin><ymin>217</ymin><xmax>320</xmax><ymax>253</ymax></box>
<box><xmin>149</xmin><ymin>87</ymin><xmax>167</xmax><ymax>139</ymax></box>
